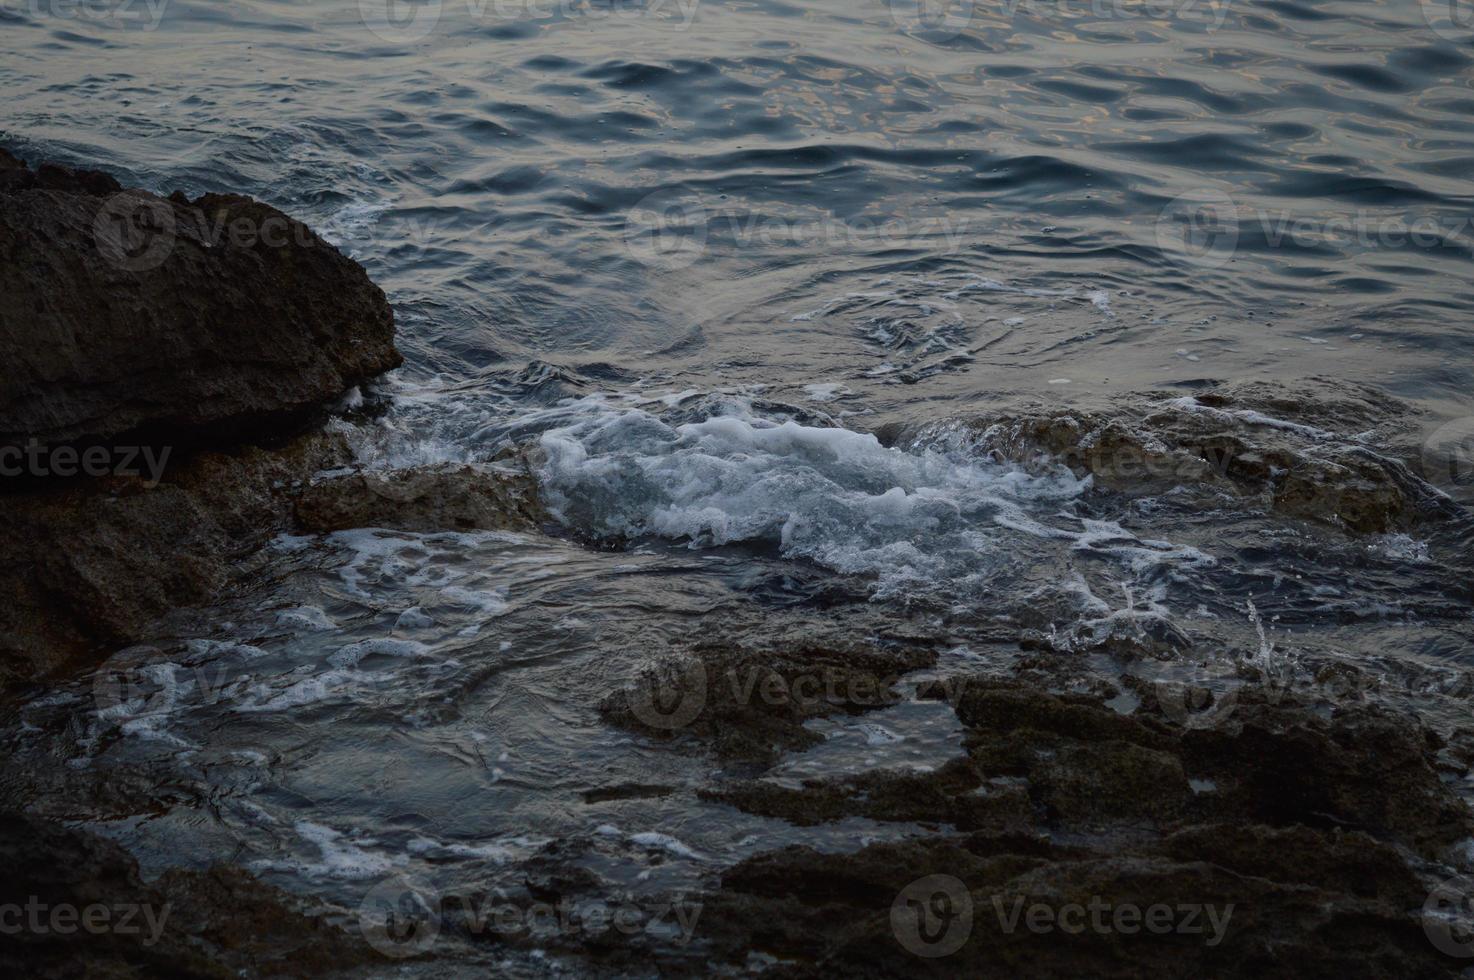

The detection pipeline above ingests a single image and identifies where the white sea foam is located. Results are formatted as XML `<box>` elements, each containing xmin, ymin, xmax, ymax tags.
<box><xmin>328</xmin><ymin>638</ymin><xmax>432</xmax><ymax>668</ymax></box>
<box><xmin>436</xmin><ymin>586</ymin><xmax>510</xmax><ymax>617</ymax></box>
<box><xmin>1161</xmin><ymin>396</ymin><xmax>1336</xmax><ymax>441</ymax></box>
<box><xmin>276</xmin><ymin>606</ymin><xmax>340</xmax><ymax>632</ymax></box>
<box><xmin>407</xmin><ymin>833</ymin><xmax>549</xmax><ymax>864</ymax></box>
<box><xmin>536</xmin><ymin>402</ymin><xmax>1093</xmax><ymax>598</ymax></box>
<box><xmin>803</xmin><ymin>382</ymin><xmax>851</xmax><ymax>403</ymax></box>
<box><xmin>629</xmin><ymin>831</ymin><xmax>704</xmax><ymax>860</ymax></box>
<box><xmin>253</xmin><ymin>820</ymin><xmax>403</xmax><ymax>880</ymax></box>
<box><xmin>594</xmin><ymin>823</ymin><xmax>702</xmax><ymax>860</ymax></box>
<box><xmin>533</xmin><ymin>400</ymin><xmax>1223</xmax><ymax>598</ymax></box>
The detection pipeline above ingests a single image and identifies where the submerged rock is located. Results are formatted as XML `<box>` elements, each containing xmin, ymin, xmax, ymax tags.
<box><xmin>0</xmin><ymin>149</ymin><xmax>401</xmax><ymax>451</ymax></box>
<box><xmin>296</xmin><ymin>461</ymin><xmax>547</xmax><ymax>534</ymax></box>
<box><xmin>0</xmin><ymin>444</ymin><xmax>553</xmax><ymax>688</ymax></box>
<box><xmin>916</xmin><ymin>377</ymin><xmax>1456</xmax><ymax>534</ymax></box>
<box><xmin>601</xmin><ymin>638</ymin><xmax>937</xmax><ymax>766</ymax></box>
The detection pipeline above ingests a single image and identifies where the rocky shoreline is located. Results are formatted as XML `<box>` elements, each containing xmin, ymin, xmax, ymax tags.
<box><xmin>599</xmin><ymin>651</ymin><xmax>1474</xmax><ymax>975</ymax></box>
<box><xmin>0</xmin><ymin>153</ymin><xmax>540</xmax><ymax>976</ymax></box>
<box><xmin>3</xmin><ymin>150</ymin><xmax>1473</xmax><ymax>977</ymax></box>
<box><xmin>0</xmin><ymin>150</ymin><xmax>548</xmax><ymax>690</ymax></box>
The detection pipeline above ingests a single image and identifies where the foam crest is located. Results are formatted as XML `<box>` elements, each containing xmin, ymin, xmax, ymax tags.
<box><xmin>536</xmin><ymin>403</ymin><xmax>1090</xmax><ymax>598</ymax></box>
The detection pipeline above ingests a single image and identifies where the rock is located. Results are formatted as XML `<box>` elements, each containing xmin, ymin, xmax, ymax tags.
<box><xmin>914</xmin><ymin>377</ymin><xmax>1457</xmax><ymax>534</ymax></box>
<box><xmin>0</xmin><ymin>431</ymin><xmax>351</xmax><ymax>688</ymax></box>
<box><xmin>698</xmin><ymin>756</ymin><xmax>1035</xmax><ymax>830</ymax></box>
<box><xmin>685</xmin><ymin>671</ymin><xmax>1472</xmax><ymax>976</ymax></box>
<box><xmin>0</xmin><ymin>810</ymin><xmax>373</xmax><ymax>978</ymax></box>
<box><xmin>0</xmin><ymin>150</ymin><xmax>400</xmax><ymax>452</ymax></box>
<box><xmin>694</xmin><ymin>828</ymin><xmax>1463</xmax><ymax>977</ymax></box>
<box><xmin>1177</xmin><ymin>697</ymin><xmax>1472</xmax><ymax>857</ymax></box>
<box><xmin>296</xmin><ymin>462</ymin><xmax>547</xmax><ymax>534</ymax></box>
<box><xmin>0</xmin><ymin>442</ymin><xmax>556</xmax><ymax>689</ymax></box>
<box><xmin>0</xmin><ymin>151</ymin><xmax>416</xmax><ymax>691</ymax></box>
<box><xmin>948</xmin><ymin>678</ymin><xmax>1471</xmax><ymax>856</ymax></box>
<box><xmin>601</xmin><ymin>638</ymin><xmax>936</xmax><ymax>766</ymax></box>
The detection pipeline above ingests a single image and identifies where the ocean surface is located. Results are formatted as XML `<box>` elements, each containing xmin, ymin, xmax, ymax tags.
<box><xmin>4</xmin><ymin>0</ymin><xmax>1474</xmax><ymax>972</ymax></box>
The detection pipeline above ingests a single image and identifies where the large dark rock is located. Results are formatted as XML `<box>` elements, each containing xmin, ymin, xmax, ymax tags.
<box><xmin>0</xmin><ymin>439</ymin><xmax>550</xmax><ymax>689</ymax></box>
<box><xmin>678</xmin><ymin>677</ymin><xmax>1474</xmax><ymax>978</ymax></box>
<box><xmin>0</xmin><ymin>149</ymin><xmax>419</xmax><ymax>690</ymax></box>
<box><xmin>0</xmin><ymin>148</ymin><xmax>401</xmax><ymax>451</ymax></box>
<box><xmin>0</xmin><ymin>431</ymin><xmax>351</xmax><ymax>688</ymax></box>
<box><xmin>0</xmin><ymin>810</ymin><xmax>374</xmax><ymax>978</ymax></box>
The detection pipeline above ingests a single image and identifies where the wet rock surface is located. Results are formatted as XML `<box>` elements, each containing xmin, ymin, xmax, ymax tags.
<box><xmin>0</xmin><ymin>151</ymin><xmax>423</xmax><ymax>690</ymax></box>
<box><xmin>538</xmin><ymin>380</ymin><xmax>1474</xmax><ymax>973</ymax></box>
<box><xmin>0</xmin><ymin>810</ymin><xmax>371</xmax><ymax>979</ymax></box>
<box><xmin>601</xmin><ymin>638</ymin><xmax>938</xmax><ymax>767</ymax></box>
<box><xmin>0</xmin><ymin>149</ymin><xmax>401</xmax><ymax>452</ymax></box>
<box><xmin>913</xmin><ymin>377</ymin><xmax>1453</xmax><ymax>533</ymax></box>
<box><xmin>679</xmin><ymin>677</ymin><xmax>1473</xmax><ymax>977</ymax></box>
<box><xmin>296</xmin><ymin>461</ymin><xmax>547</xmax><ymax>534</ymax></box>
<box><xmin>0</xmin><ymin>431</ymin><xmax>351</xmax><ymax>688</ymax></box>
<box><xmin>698</xmin><ymin>827</ymin><xmax>1455</xmax><ymax>978</ymax></box>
